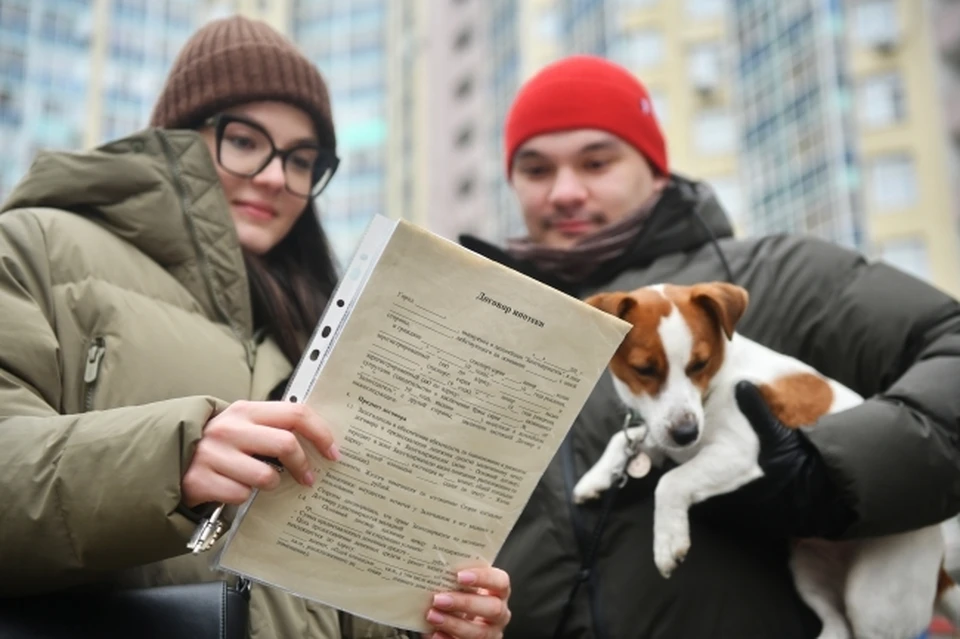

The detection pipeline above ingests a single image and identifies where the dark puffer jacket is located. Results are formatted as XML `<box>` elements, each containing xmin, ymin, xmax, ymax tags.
<box><xmin>461</xmin><ymin>175</ymin><xmax>960</xmax><ymax>639</ymax></box>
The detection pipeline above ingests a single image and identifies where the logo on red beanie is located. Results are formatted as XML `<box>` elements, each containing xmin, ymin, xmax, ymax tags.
<box><xmin>504</xmin><ymin>55</ymin><xmax>668</xmax><ymax>178</ymax></box>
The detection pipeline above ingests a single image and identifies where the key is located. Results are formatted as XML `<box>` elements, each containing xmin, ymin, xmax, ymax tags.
<box><xmin>187</xmin><ymin>503</ymin><xmax>225</xmax><ymax>554</ymax></box>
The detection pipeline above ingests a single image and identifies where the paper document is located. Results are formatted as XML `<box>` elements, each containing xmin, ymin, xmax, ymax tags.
<box><xmin>215</xmin><ymin>216</ymin><xmax>630</xmax><ymax>631</ymax></box>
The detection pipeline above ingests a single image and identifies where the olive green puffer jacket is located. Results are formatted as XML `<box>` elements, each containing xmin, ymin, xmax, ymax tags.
<box><xmin>0</xmin><ymin>129</ymin><xmax>409</xmax><ymax>639</ymax></box>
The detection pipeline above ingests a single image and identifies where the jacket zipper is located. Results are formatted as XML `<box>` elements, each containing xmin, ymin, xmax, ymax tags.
<box><xmin>83</xmin><ymin>337</ymin><xmax>106</xmax><ymax>411</ymax></box>
<box><xmin>560</xmin><ymin>434</ymin><xmax>611</xmax><ymax>639</ymax></box>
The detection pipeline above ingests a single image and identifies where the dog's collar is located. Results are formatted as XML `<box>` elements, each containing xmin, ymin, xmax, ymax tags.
<box><xmin>613</xmin><ymin>408</ymin><xmax>648</xmax><ymax>488</ymax></box>
<box><xmin>624</xmin><ymin>407</ymin><xmax>645</xmax><ymax>429</ymax></box>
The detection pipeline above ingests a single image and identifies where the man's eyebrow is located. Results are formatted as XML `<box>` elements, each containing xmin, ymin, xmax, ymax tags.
<box><xmin>514</xmin><ymin>148</ymin><xmax>547</xmax><ymax>162</ymax></box>
<box><xmin>515</xmin><ymin>139</ymin><xmax>620</xmax><ymax>162</ymax></box>
<box><xmin>579</xmin><ymin>140</ymin><xmax>619</xmax><ymax>153</ymax></box>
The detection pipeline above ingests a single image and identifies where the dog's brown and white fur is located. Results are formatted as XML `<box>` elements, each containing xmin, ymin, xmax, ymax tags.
<box><xmin>574</xmin><ymin>282</ymin><xmax>960</xmax><ymax>639</ymax></box>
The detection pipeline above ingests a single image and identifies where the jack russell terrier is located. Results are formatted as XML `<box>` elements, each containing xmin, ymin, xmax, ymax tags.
<box><xmin>573</xmin><ymin>282</ymin><xmax>960</xmax><ymax>639</ymax></box>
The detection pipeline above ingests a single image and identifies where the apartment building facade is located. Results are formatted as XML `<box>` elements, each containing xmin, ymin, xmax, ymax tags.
<box><xmin>2</xmin><ymin>0</ymin><xmax>959</xmax><ymax>294</ymax></box>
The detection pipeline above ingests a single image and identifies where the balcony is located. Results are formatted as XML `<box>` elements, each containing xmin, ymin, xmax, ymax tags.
<box><xmin>935</xmin><ymin>0</ymin><xmax>960</xmax><ymax>66</ymax></box>
<box><xmin>944</xmin><ymin>85</ymin><xmax>960</xmax><ymax>140</ymax></box>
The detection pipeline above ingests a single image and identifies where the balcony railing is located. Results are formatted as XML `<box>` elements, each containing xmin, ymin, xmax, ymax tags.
<box><xmin>935</xmin><ymin>1</ymin><xmax>960</xmax><ymax>66</ymax></box>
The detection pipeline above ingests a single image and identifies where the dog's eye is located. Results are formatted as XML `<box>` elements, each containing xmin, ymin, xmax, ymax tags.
<box><xmin>687</xmin><ymin>359</ymin><xmax>708</xmax><ymax>374</ymax></box>
<box><xmin>633</xmin><ymin>365</ymin><xmax>657</xmax><ymax>377</ymax></box>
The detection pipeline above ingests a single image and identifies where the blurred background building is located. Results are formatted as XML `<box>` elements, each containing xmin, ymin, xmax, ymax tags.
<box><xmin>2</xmin><ymin>0</ymin><xmax>960</xmax><ymax>297</ymax></box>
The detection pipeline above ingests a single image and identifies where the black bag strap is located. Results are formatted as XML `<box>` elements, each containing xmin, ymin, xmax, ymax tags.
<box><xmin>552</xmin><ymin>410</ymin><xmax>646</xmax><ymax>639</ymax></box>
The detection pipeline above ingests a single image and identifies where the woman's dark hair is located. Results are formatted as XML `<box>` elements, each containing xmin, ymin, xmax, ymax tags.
<box><xmin>244</xmin><ymin>200</ymin><xmax>339</xmax><ymax>364</ymax></box>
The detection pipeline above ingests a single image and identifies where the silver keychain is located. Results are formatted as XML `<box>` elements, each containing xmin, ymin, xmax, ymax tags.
<box><xmin>615</xmin><ymin>409</ymin><xmax>650</xmax><ymax>487</ymax></box>
<box><xmin>187</xmin><ymin>456</ymin><xmax>284</xmax><ymax>554</ymax></box>
<box><xmin>187</xmin><ymin>503</ymin><xmax>226</xmax><ymax>554</ymax></box>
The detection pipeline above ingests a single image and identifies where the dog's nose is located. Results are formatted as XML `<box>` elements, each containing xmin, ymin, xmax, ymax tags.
<box><xmin>669</xmin><ymin>419</ymin><xmax>699</xmax><ymax>446</ymax></box>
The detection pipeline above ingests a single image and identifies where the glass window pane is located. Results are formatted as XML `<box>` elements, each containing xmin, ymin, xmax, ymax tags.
<box><xmin>614</xmin><ymin>29</ymin><xmax>664</xmax><ymax>68</ymax></box>
<box><xmin>686</xmin><ymin>0</ymin><xmax>726</xmax><ymax>19</ymax></box>
<box><xmin>878</xmin><ymin>237</ymin><xmax>930</xmax><ymax>281</ymax></box>
<box><xmin>869</xmin><ymin>154</ymin><xmax>918</xmax><ymax>211</ymax></box>
<box><xmin>857</xmin><ymin>72</ymin><xmax>905</xmax><ymax>128</ymax></box>
<box><xmin>853</xmin><ymin>0</ymin><xmax>898</xmax><ymax>47</ymax></box>
<box><xmin>693</xmin><ymin>108</ymin><xmax>736</xmax><ymax>156</ymax></box>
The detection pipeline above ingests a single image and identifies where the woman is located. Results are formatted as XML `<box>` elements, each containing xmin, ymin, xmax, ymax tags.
<box><xmin>0</xmin><ymin>15</ymin><xmax>510</xmax><ymax>639</ymax></box>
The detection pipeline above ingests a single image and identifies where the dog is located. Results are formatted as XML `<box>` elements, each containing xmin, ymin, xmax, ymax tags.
<box><xmin>573</xmin><ymin>282</ymin><xmax>960</xmax><ymax>639</ymax></box>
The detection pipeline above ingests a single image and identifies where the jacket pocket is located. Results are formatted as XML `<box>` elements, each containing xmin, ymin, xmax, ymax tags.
<box><xmin>82</xmin><ymin>336</ymin><xmax>106</xmax><ymax>412</ymax></box>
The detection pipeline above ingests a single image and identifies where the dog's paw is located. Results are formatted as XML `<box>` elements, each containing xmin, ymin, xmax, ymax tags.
<box><xmin>572</xmin><ymin>486</ymin><xmax>600</xmax><ymax>504</ymax></box>
<box><xmin>653</xmin><ymin>533</ymin><xmax>689</xmax><ymax>578</ymax></box>
<box><xmin>653</xmin><ymin>515</ymin><xmax>691</xmax><ymax>579</ymax></box>
<box><xmin>572</xmin><ymin>474</ymin><xmax>608</xmax><ymax>504</ymax></box>
<box><xmin>573</xmin><ymin>480</ymin><xmax>603</xmax><ymax>504</ymax></box>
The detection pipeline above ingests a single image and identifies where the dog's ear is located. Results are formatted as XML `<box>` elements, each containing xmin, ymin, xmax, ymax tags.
<box><xmin>690</xmin><ymin>282</ymin><xmax>749</xmax><ymax>340</ymax></box>
<box><xmin>584</xmin><ymin>292</ymin><xmax>636</xmax><ymax>320</ymax></box>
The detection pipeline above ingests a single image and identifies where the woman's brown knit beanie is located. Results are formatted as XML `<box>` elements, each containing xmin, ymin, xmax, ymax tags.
<box><xmin>149</xmin><ymin>15</ymin><xmax>335</xmax><ymax>151</ymax></box>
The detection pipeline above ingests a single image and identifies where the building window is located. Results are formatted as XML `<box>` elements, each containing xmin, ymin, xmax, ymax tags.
<box><xmin>878</xmin><ymin>237</ymin><xmax>930</xmax><ymax>281</ymax></box>
<box><xmin>615</xmin><ymin>29</ymin><xmax>664</xmax><ymax>69</ymax></box>
<box><xmin>869</xmin><ymin>154</ymin><xmax>918</xmax><ymax>211</ymax></box>
<box><xmin>857</xmin><ymin>72</ymin><xmax>906</xmax><ymax>128</ymax></box>
<box><xmin>0</xmin><ymin>2</ymin><xmax>30</xmax><ymax>31</ymax></box>
<box><xmin>687</xmin><ymin>42</ymin><xmax>723</xmax><ymax>94</ymax></box>
<box><xmin>649</xmin><ymin>90</ymin><xmax>668</xmax><ymax>126</ymax></box>
<box><xmin>537</xmin><ymin>9</ymin><xmax>559</xmax><ymax>39</ymax></box>
<box><xmin>686</xmin><ymin>0</ymin><xmax>726</xmax><ymax>19</ymax></box>
<box><xmin>114</xmin><ymin>0</ymin><xmax>148</xmax><ymax>17</ymax></box>
<box><xmin>853</xmin><ymin>0</ymin><xmax>898</xmax><ymax>49</ymax></box>
<box><xmin>453</xmin><ymin>26</ymin><xmax>472</xmax><ymax>51</ymax></box>
<box><xmin>693</xmin><ymin>108</ymin><xmax>736</xmax><ymax>156</ymax></box>
<box><xmin>100</xmin><ymin>112</ymin><xmax>140</xmax><ymax>143</ymax></box>
<box><xmin>0</xmin><ymin>47</ymin><xmax>25</xmax><ymax>80</ymax></box>
<box><xmin>41</xmin><ymin>96</ymin><xmax>63</xmax><ymax>118</ymax></box>
<box><xmin>454</xmin><ymin>75</ymin><xmax>473</xmax><ymax>100</ymax></box>
<box><xmin>39</xmin><ymin>6</ymin><xmax>90</xmax><ymax>47</ymax></box>
<box><xmin>0</xmin><ymin>85</ymin><xmax>21</xmax><ymax>125</ymax></box>
<box><xmin>620</xmin><ymin>0</ymin><xmax>660</xmax><ymax>10</ymax></box>
<box><xmin>109</xmin><ymin>27</ymin><xmax>146</xmax><ymax>64</ymax></box>
<box><xmin>457</xmin><ymin>175</ymin><xmax>475</xmax><ymax>198</ymax></box>
<box><xmin>454</xmin><ymin>124</ymin><xmax>473</xmax><ymax>149</ymax></box>
<box><xmin>166</xmin><ymin>1</ymin><xmax>193</xmax><ymax>27</ymax></box>
<box><xmin>709</xmin><ymin>175</ymin><xmax>744</xmax><ymax>225</ymax></box>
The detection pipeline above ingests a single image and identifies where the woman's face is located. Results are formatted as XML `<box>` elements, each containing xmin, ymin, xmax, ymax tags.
<box><xmin>201</xmin><ymin>101</ymin><xmax>320</xmax><ymax>255</ymax></box>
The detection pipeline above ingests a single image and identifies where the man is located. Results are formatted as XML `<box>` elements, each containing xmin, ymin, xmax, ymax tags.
<box><xmin>460</xmin><ymin>55</ymin><xmax>960</xmax><ymax>638</ymax></box>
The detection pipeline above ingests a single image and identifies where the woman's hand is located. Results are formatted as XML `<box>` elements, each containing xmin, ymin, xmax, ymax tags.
<box><xmin>422</xmin><ymin>566</ymin><xmax>511</xmax><ymax>639</ymax></box>
<box><xmin>181</xmin><ymin>400</ymin><xmax>340</xmax><ymax>507</ymax></box>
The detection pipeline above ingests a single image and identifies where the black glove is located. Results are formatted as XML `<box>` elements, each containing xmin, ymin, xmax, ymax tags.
<box><xmin>699</xmin><ymin>381</ymin><xmax>857</xmax><ymax>539</ymax></box>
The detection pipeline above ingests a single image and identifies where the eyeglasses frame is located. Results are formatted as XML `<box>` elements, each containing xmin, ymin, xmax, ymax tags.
<box><xmin>204</xmin><ymin>113</ymin><xmax>340</xmax><ymax>198</ymax></box>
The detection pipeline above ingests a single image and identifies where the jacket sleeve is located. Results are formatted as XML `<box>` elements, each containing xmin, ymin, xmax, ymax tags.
<box><xmin>0</xmin><ymin>211</ymin><xmax>225</xmax><ymax>595</ymax></box>
<box><xmin>336</xmin><ymin>611</ymin><xmax>417</xmax><ymax>638</ymax></box>
<box><xmin>748</xmin><ymin>235</ymin><xmax>960</xmax><ymax>537</ymax></box>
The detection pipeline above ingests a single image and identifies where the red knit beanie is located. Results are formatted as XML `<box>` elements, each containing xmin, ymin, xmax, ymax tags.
<box><xmin>504</xmin><ymin>55</ymin><xmax>668</xmax><ymax>178</ymax></box>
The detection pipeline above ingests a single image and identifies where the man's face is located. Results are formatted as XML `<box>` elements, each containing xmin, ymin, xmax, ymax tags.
<box><xmin>510</xmin><ymin>129</ymin><xmax>668</xmax><ymax>249</ymax></box>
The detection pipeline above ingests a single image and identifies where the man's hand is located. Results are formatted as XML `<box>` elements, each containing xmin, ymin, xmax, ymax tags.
<box><xmin>421</xmin><ymin>566</ymin><xmax>511</xmax><ymax>639</ymax></box>
<box><xmin>708</xmin><ymin>381</ymin><xmax>857</xmax><ymax>538</ymax></box>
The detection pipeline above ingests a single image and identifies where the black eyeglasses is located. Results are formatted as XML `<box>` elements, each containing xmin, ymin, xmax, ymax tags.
<box><xmin>205</xmin><ymin>114</ymin><xmax>339</xmax><ymax>198</ymax></box>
